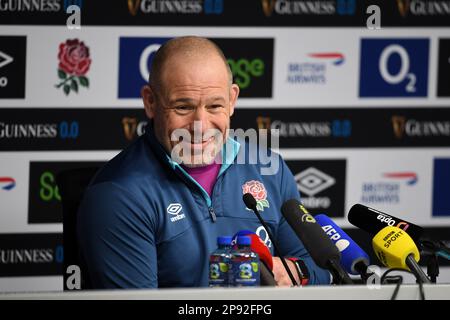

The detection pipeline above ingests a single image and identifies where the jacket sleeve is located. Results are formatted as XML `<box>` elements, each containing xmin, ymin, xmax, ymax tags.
<box><xmin>276</xmin><ymin>156</ymin><xmax>331</xmax><ymax>285</ymax></box>
<box><xmin>77</xmin><ymin>182</ymin><xmax>158</xmax><ymax>288</ymax></box>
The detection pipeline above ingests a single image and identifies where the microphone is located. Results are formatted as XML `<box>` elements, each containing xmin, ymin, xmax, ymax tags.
<box><xmin>243</xmin><ymin>193</ymin><xmax>298</xmax><ymax>286</ymax></box>
<box><xmin>233</xmin><ymin>230</ymin><xmax>276</xmax><ymax>286</ymax></box>
<box><xmin>372</xmin><ymin>226</ymin><xmax>431</xmax><ymax>284</ymax></box>
<box><xmin>348</xmin><ymin>204</ymin><xmax>424</xmax><ymax>245</ymax></box>
<box><xmin>280</xmin><ymin>199</ymin><xmax>353</xmax><ymax>285</ymax></box>
<box><xmin>315</xmin><ymin>214</ymin><xmax>371</xmax><ymax>282</ymax></box>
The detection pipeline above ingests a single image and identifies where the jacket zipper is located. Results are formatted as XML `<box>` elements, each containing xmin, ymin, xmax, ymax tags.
<box><xmin>208</xmin><ymin>206</ymin><xmax>217</xmax><ymax>222</ymax></box>
<box><xmin>175</xmin><ymin>166</ymin><xmax>219</xmax><ymax>223</ymax></box>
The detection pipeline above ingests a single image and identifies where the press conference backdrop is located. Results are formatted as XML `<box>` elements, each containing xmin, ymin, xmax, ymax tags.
<box><xmin>1</xmin><ymin>0</ymin><xmax>450</xmax><ymax>292</ymax></box>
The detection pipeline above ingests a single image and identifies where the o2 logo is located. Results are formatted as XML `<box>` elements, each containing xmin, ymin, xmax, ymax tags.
<box><xmin>118</xmin><ymin>37</ymin><xmax>170</xmax><ymax>98</ymax></box>
<box><xmin>378</xmin><ymin>45</ymin><xmax>418</xmax><ymax>93</ymax></box>
<box><xmin>359</xmin><ymin>39</ymin><xmax>429</xmax><ymax>97</ymax></box>
<box><xmin>255</xmin><ymin>225</ymin><xmax>272</xmax><ymax>249</ymax></box>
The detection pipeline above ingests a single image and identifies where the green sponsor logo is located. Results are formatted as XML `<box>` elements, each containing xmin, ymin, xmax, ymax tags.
<box><xmin>227</xmin><ymin>58</ymin><xmax>265</xmax><ymax>89</ymax></box>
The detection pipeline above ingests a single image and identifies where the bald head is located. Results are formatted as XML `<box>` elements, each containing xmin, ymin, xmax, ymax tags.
<box><xmin>141</xmin><ymin>36</ymin><xmax>240</xmax><ymax>167</ymax></box>
<box><xmin>149</xmin><ymin>36</ymin><xmax>232</xmax><ymax>90</ymax></box>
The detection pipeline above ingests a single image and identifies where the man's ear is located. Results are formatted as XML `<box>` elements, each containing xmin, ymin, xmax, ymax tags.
<box><xmin>229</xmin><ymin>83</ymin><xmax>240</xmax><ymax>117</ymax></box>
<box><xmin>141</xmin><ymin>85</ymin><xmax>157</xmax><ymax>119</ymax></box>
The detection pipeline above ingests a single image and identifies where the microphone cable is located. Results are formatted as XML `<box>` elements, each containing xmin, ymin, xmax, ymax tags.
<box><xmin>380</xmin><ymin>268</ymin><xmax>425</xmax><ymax>300</ymax></box>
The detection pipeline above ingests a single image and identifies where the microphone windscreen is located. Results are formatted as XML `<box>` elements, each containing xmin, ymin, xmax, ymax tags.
<box><xmin>372</xmin><ymin>226</ymin><xmax>420</xmax><ymax>270</ymax></box>
<box><xmin>281</xmin><ymin>199</ymin><xmax>341</xmax><ymax>269</ymax></box>
<box><xmin>243</xmin><ymin>193</ymin><xmax>257</xmax><ymax>210</ymax></box>
<box><xmin>315</xmin><ymin>214</ymin><xmax>370</xmax><ymax>275</ymax></box>
<box><xmin>233</xmin><ymin>230</ymin><xmax>273</xmax><ymax>270</ymax></box>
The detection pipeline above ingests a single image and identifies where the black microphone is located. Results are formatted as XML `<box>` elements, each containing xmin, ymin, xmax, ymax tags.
<box><xmin>243</xmin><ymin>193</ymin><xmax>298</xmax><ymax>286</ymax></box>
<box><xmin>348</xmin><ymin>204</ymin><xmax>424</xmax><ymax>245</ymax></box>
<box><xmin>280</xmin><ymin>199</ymin><xmax>353</xmax><ymax>285</ymax></box>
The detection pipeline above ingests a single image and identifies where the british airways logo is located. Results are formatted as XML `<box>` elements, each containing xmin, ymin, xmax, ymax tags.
<box><xmin>361</xmin><ymin>171</ymin><xmax>418</xmax><ymax>205</ymax></box>
<box><xmin>0</xmin><ymin>177</ymin><xmax>16</xmax><ymax>190</ymax></box>
<box><xmin>287</xmin><ymin>52</ymin><xmax>345</xmax><ymax>85</ymax></box>
<box><xmin>383</xmin><ymin>172</ymin><xmax>418</xmax><ymax>185</ymax></box>
<box><xmin>308</xmin><ymin>52</ymin><xmax>345</xmax><ymax>66</ymax></box>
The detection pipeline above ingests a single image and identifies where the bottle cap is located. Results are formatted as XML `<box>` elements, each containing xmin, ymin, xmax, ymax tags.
<box><xmin>237</xmin><ymin>236</ymin><xmax>251</xmax><ymax>246</ymax></box>
<box><xmin>217</xmin><ymin>236</ymin><xmax>232</xmax><ymax>246</ymax></box>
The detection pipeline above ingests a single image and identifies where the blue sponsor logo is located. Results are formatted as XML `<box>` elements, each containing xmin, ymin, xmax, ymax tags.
<box><xmin>204</xmin><ymin>0</ymin><xmax>223</xmax><ymax>14</ymax></box>
<box><xmin>118</xmin><ymin>37</ymin><xmax>171</xmax><ymax>98</ymax></box>
<box><xmin>432</xmin><ymin>158</ymin><xmax>450</xmax><ymax>216</ymax></box>
<box><xmin>331</xmin><ymin>119</ymin><xmax>351</xmax><ymax>137</ymax></box>
<box><xmin>336</xmin><ymin>0</ymin><xmax>355</xmax><ymax>15</ymax></box>
<box><xmin>59</xmin><ymin>121</ymin><xmax>79</xmax><ymax>139</ymax></box>
<box><xmin>359</xmin><ymin>38</ymin><xmax>429</xmax><ymax>97</ymax></box>
<box><xmin>0</xmin><ymin>177</ymin><xmax>16</xmax><ymax>191</ymax></box>
<box><xmin>55</xmin><ymin>245</ymin><xmax>64</xmax><ymax>264</ymax></box>
<box><xmin>63</xmin><ymin>0</ymin><xmax>83</xmax><ymax>10</ymax></box>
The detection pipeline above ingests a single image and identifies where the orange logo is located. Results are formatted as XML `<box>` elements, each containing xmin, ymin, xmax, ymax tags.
<box><xmin>396</xmin><ymin>221</ymin><xmax>410</xmax><ymax>231</ymax></box>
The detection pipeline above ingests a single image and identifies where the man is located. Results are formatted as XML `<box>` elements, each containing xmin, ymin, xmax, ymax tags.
<box><xmin>77</xmin><ymin>36</ymin><xmax>330</xmax><ymax>288</ymax></box>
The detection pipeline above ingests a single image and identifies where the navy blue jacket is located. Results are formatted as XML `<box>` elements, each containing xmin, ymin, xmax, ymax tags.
<box><xmin>77</xmin><ymin>124</ymin><xmax>331</xmax><ymax>288</ymax></box>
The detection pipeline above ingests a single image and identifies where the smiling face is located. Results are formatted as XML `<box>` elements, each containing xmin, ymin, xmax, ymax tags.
<box><xmin>142</xmin><ymin>45</ymin><xmax>239</xmax><ymax>167</ymax></box>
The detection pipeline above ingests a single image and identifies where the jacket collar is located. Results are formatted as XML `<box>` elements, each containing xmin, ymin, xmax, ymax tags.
<box><xmin>144</xmin><ymin>121</ymin><xmax>240</xmax><ymax>176</ymax></box>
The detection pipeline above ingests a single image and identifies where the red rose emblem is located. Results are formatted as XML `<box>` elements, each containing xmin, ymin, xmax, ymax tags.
<box><xmin>243</xmin><ymin>180</ymin><xmax>266</xmax><ymax>200</ymax></box>
<box><xmin>242</xmin><ymin>180</ymin><xmax>270</xmax><ymax>212</ymax></box>
<box><xmin>58</xmin><ymin>39</ymin><xmax>91</xmax><ymax>76</ymax></box>
<box><xmin>55</xmin><ymin>39</ymin><xmax>91</xmax><ymax>95</ymax></box>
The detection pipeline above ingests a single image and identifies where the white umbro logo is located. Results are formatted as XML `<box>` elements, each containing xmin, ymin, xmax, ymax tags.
<box><xmin>167</xmin><ymin>203</ymin><xmax>182</xmax><ymax>215</ymax></box>
<box><xmin>167</xmin><ymin>203</ymin><xmax>185</xmax><ymax>222</ymax></box>
<box><xmin>295</xmin><ymin>167</ymin><xmax>335</xmax><ymax>196</ymax></box>
<box><xmin>0</xmin><ymin>51</ymin><xmax>14</xmax><ymax>69</ymax></box>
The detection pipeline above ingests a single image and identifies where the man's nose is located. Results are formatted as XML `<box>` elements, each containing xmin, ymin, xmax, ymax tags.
<box><xmin>190</xmin><ymin>107</ymin><xmax>210</xmax><ymax>129</ymax></box>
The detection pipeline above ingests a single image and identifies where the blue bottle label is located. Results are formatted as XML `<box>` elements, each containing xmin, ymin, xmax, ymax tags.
<box><xmin>209</xmin><ymin>261</ymin><xmax>229</xmax><ymax>286</ymax></box>
<box><xmin>232</xmin><ymin>261</ymin><xmax>260</xmax><ymax>286</ymax></box>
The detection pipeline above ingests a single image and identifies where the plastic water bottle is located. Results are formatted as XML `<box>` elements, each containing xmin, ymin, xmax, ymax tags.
<box><xmin>209</xmin><ymin>236</ymin><xmax>232</xmax><ymax>287</ymax></box>
<box><xmin>231</xmin><ymin>236</ymin><xmax>260</xmax><ymax>287</ymax></box>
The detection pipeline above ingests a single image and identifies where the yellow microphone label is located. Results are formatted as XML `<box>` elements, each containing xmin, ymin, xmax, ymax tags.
<box><xmin>298</xmin><ymin>204</ymin><xmax>309</xmax><ymax>214</ymax></box>
<box><xmin>372</xmin><ymin>226</ymin><xmax>420</xmax><ymax>270</ymax></box>
<box><xmin>298</xmin><ymin>204</ymin><xmax>316</xmax><ymax>223</ymax></box>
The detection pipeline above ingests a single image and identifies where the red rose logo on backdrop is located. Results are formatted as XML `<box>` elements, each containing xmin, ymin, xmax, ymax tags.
<box><xmin>242</xmin><ymin>180</ymin><xmax>270</xmax><ymax>212</ymax></box>
<box><xmin>55</xmin><ymin>39</ymin><xmax>91</xmax><ymax>95</ymax></box>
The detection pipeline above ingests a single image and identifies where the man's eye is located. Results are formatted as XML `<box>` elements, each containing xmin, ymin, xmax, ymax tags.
<box><xmin>174</xmin><ymin>106</ymin><xmax>193</xmax><ymax>113</ymax></box>
<box><xmin>209</xmin><ymin>105</ymin><xmax>224</xmax><ymax>110</ymax></box>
